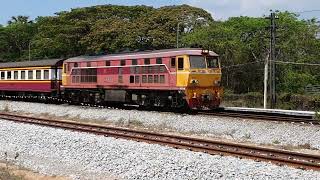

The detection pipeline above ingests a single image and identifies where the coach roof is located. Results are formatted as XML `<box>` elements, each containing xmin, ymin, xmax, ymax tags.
<box><xmin>66</xmin><ymin>48</ymin><xmax>219</xmax><ymax>62</ymax></box>
<box><xmin>0</xmin><ymin>59</ymin><xmax>64</xmax><ymax>68</ymax></box>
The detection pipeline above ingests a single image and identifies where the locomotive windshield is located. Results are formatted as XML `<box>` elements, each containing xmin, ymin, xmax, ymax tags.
<box><xmin>189</xmin><ymin>56</ymin><xmax>206</xmax><ymax>69</ymax></box>
<box><xmin>189</xmin><ymin>55</ymin><xmax>219</xmax><ymax>69</ymax></box>
<box><xmin>207</xmin><ymin>56</ymin><xmax>219</xmax><ymax>68</ymax></box>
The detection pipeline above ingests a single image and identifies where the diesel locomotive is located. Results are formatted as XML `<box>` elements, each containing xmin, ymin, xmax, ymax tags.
<box><xmin>0</xmin><ymin>48</ymin><xmax>222</xmax><ymax>110</ymax></box>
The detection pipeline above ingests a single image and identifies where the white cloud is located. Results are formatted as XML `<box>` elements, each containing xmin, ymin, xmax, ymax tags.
<box><xmin>185</xmin><ymin>0</ymin><xmax>320</xmax><ymax>20</ymax></box>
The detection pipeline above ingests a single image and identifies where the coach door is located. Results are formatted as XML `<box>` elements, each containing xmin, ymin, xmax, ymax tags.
<box><xmin>176</xmin><ymin>55</ymin><xmax>189</xmax><ymax>87</ymax></box>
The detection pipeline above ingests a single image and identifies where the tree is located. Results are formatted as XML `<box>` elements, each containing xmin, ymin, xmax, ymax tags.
<box><xmin>183</xmin><ymin>12</ymin><xmax>320</xmax><ymax>94</ymax></box>
<box><xmin>0</xmin><ymin>16</ymin><xmax>36</xmax><ymax>60</ymax></box>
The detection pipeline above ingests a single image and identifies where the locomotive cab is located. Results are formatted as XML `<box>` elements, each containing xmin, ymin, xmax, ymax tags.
<box><xmin>176</xmin><ymin>51</ymin><xmax>222</xmax><ymax>110</ymax></box>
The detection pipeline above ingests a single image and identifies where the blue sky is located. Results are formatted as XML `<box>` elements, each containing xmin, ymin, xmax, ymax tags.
<box><xmin>0</xmin><ymin>0</ymin><xmax>319</xmax><ymax>25</ymax></box>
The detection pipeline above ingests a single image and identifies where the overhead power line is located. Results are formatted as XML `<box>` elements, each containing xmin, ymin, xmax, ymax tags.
<box><xmin>272</xmin><ymin>60</ymin><xmax>320</xmax><ymax>66</ymax></box>
<box><xmin>222</xmin><ymin>60</ymin><xmax>320</xmax><ymax>70</ymax></box>
<box><xmin>222</xmin><ymin>60</ymin><xmax>263</xmax><ymax>69</ymax></box>
<box><xmin>294</xmin><ymin>10</ymin><xmax>320</xmax><ymax>14</ymax></box>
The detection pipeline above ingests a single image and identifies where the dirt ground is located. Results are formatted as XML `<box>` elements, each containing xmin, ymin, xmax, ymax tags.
<box><xmin>0</xmin><ymin>162</ymin><xmax>69</xmax><ymax>180</ymax></box>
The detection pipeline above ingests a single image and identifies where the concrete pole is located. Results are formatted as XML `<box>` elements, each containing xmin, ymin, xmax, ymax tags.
<box><xmin>264</xmin><ymin>54</ymin><xmax>269</xmax><ymax>109</ymax></box>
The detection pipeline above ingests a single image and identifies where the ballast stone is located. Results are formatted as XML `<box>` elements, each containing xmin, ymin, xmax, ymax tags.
<box><xmin>0</xmin><ymin>100</ymin><xmax>320</xmax><ymax>149</ymax></box>
<box><xmin>0</xmin><ymin>120</ymin><xmax>319</xmax><ymax>179</ymax></box>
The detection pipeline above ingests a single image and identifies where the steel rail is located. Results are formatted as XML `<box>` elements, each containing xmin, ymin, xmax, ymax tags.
<box><xmin>0</xmin><ymin>96</ymin><xmax>317</xmax><ymax>125</ymax></box>
<box><xmin>200</xmin><ymin>111</ymin><xmax>318</xmax><ymax>125</ymax></box>
<box><xmin>0</xmin><ymin>112</ymin><xmax>319</xmax><ymax>171</ymax></box>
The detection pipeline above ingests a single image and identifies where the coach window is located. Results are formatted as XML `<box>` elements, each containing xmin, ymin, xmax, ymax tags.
<box><xmin>36</xmin><ymin>70</ymin><xmax>41</xmax><ymax>79</ymax></box>
<box><xmin>87</xmin><ymin>62</ymin><xmax>91</xmax><ymax>67</ymax></box>
<box><xmin>178</xmin><ymin>58</ymin><xmax>184</xmax><ymax>70</ymax></box>
<box><xmin>44</xmin><ymin>70</ymin><xmax>49</xmax><ymax>80</ymax></box>
<box><xmin>106</xmin><ymin>61</ymin><xmax>110</xmax><ymax>66</ymax></box>
<box><xmin>121</xmin><ymin>60</ymin><xmax>126</xmax><ymax>66</ymax></box>
<box><xmin>14</xmin><ymin>71</ymin><xmax>18</xmax><ymax>80</ymax></box>
<box><xmin>144</xmin><ymin>58</ymin><xmax>150</xmax><ymax>65</ymax></box>
<box><xmin>171</xmin><ymin>57</ymin><xmax>176</xmax><ymax>68</ymax></box>
<box><xmin>74</xmin><ymin>62</ymin><xmax>78</xmax><ymax>68</ymax></box>
<box><xmin>132</xmin><ymin>59</ymin><xmax>137</xmax><ymax>65</ymax></box>
<box><xmin>156</xmin><ymin>58</ymin><xmax>162</xmax><ymax>64</ymax></box>
<box><xmin>0</xmin><ymin>72</ymin><xmax>4</xmax><ymax>80</ymax></box>
<box><xmin>7</xmin><ymin>71</ymin><xmax>11</xmax><ymax>80</ymax></box>
<box><xmin>28</xmin><ymin>70</ymin><xmax>33</xmax><ymax>80</ymax></box>
<box><xmin>130</xmin><ymin>76</ymin><xmax>134</xmax><ymax>83</ymax></box>
<box><xmin>21</xmin><ymin>71</ymin><xmax>25</xmax><ymax>80</ymax></box>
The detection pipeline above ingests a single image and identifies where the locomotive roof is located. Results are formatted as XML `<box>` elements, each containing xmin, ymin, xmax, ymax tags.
<box><xmin>0</xmin><ymin>59</ymin><xmax>64</xmax><ymax>68</ymax></box>
<box><xmin>66</xmin><ymin>48</ymin><xmax>219</xmax><ymax>62</ymax></box>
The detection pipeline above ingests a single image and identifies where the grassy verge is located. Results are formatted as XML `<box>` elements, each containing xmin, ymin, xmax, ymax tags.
<box><xmin>222</xmin><ymin>92</ymin><xmax>320</xmax><ymax>111</ymax></box>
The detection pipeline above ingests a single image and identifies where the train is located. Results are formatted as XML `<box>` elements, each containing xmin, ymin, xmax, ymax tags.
<box><xmin>0</xmin><ymin>48</ymin><xmax>222</xmax><ymax>110</ymax></box>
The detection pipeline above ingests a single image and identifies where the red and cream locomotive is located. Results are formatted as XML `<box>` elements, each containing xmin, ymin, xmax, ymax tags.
<box><xmin>0</xmin><ymin>48</ymin><xmax>222</xmax><ymax>110</ymax></box>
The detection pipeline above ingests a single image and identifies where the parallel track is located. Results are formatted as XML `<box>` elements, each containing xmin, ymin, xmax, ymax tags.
<box><xmin>200</xmin><ymin>109</ymin><xmax>318</xmax><ymax>125</ymax></box>
<box><xmin>0</xmin><ymin>112</ymin><xmax>320</xmax><ymax>171</ymax></box>
<box><xmin>0</xmin><ymin>96</ymin><xmax>317</xmax><ymax>125</ymax></box>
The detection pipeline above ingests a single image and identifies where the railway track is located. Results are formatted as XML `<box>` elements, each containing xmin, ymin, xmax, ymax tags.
<box><xmin>1</xmin><ymin>96</ymin><xmax>318</xmax><ymax>125</ymax></box>
<box><xmin>0</xmin><ymin>112</ymin><xmax>319</xmax><ymax>171</ymax></box>
<box><xmin>200</xmin><ymin>109</ymin><xmax>318</xmax><ymax>125</ymax></box>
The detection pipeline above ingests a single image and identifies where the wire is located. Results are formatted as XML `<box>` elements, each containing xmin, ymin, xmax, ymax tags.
<box><xmin>222</xmin><ymin>60</ymin><xmax>264</xmax><ymax>69</ymax></box>
<box><xmin>271</xmin><ymin>60</ymin><xmax>320</xmax><ymax>66</ymax></box>
<box><xmin>294</xmin><ymin>10</ymin><xmax>320</xmax><ymax>14</ymax></box>
<box><xmin>222</xmin><ymin>59</ymin><xmax>320</xmax><ymax>70</ymax></box>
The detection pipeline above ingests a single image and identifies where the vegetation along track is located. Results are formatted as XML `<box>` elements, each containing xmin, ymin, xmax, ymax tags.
<box><xmin>0</xmin><ymin>112</ymin><xmax>320</xmax><ymax>171</ymax></box>
<box><xmin>200</xmin><ymin>109</ymin><xmax>318</xmax><ymax>125</ymax></box>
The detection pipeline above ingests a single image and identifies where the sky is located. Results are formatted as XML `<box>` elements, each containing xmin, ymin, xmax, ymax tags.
<box><xmin>0</xmin><ymin>0</ymin><xmax>319</xmax><ymax>25</ymax></box>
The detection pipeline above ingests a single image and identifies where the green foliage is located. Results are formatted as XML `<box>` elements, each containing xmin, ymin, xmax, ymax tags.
<box><xmin>280</xmin><ymin>71</ymin><xmax>316</xmax><ymax>94</ymax></box>
<box><xmin>183</xmin><ymin>12</ymin><xmax>320</xmax><ymax>94</ymax></box>
<box><xmin>0</xmin><ymin>4</ymin><xmax>212</xmax><ymax>60</ymax></box>
<box><xmin>0</xmin><ymin>16</ymin><xmax>36</xmax><ymax>61</ymax></box>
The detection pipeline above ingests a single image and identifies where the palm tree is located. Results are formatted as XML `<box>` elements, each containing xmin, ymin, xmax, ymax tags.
<box><xmin>7</xmin><ymin>16</ymin><xmax>32</xmax><ymax>25</ymax></box>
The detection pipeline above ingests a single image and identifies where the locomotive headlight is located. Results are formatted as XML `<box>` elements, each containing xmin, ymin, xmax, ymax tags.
<box><xmin>192</xmin><ymin>92</ymin><xmax>197</xmax><ymax>98</ymax></box>
<box><xmin>214</xmin><ymin>80</ymin><xmax>221</xmax><ymax>86</ymax></box>
<box><xmin>190</xmin><ymin>79</ymin><xmax>199</xmax><ymax>84</ymax></box>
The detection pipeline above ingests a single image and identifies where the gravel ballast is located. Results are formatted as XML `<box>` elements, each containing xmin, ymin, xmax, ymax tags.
<box><xmin>1</xmin><ymin>100</ymin><xmax>320</xmax><ymax>150</ymax></box>
<box><xmin>1</xmin><ymin>119</ymin><xmax>320</xmax><ymax>179</ymax></box>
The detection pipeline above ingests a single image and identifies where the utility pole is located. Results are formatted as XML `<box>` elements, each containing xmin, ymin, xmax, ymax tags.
<box><xmin>263</xmin><ymin>53</ymin><xmax>269</xmax><ymax>109</ymax></box>
<box><xmin>176</xmin><ymin>22</ymin><xmax>181</xmax><ymax>48</ymax></box>
<box><xmin>266</xmin><ymin>11</ymin><xmax>277</xmax><ymax>109</ymax></box>
<box><xmin>270</xmin><ymin>12</ymin><xmax>277</xmax><ymax>109</ymax></box>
